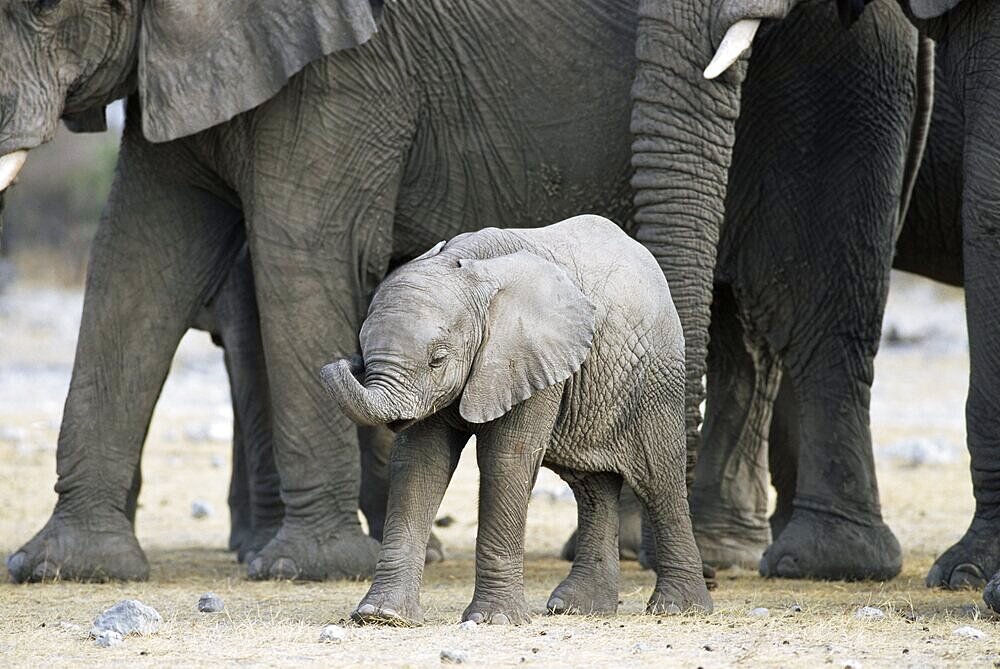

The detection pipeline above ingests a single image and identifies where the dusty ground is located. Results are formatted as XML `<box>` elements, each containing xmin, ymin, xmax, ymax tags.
<box><xmin>1</xmin><ymin>273</ymin><xmax>996</xmax><ymax>667</ymax></box>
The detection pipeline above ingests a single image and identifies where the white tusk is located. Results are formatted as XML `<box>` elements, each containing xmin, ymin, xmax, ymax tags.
<box><xmin>704</xmin><ymin>19</ymin><xmax>762</xmax><ymax>80</ymax></box>
<box><xmin>0</xmin><ymin>151</ymin><xmax>28</xmax><ymax>191</ymax></box>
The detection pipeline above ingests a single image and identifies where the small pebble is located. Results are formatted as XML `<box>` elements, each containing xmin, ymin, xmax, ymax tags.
<box><xmin>954</xmin><ymin>625</ymin><xmax>987</xmax><ymax>640</ymax></box>
<box><xmin>91</xmin><ymin>600</ymin><xmax>162</xmax><ymax>637</ymax></box>
<box><xmin>750</xmin><ymin>607</ymin><xmax>770</xmax><ymax>618</ymax></box>
<box><xmin>854</xmin><ymin>606</ymin><xmax>885</xmax><ymax>620</ymax></box>
<box><xmin>440</xmin><ymin>649</ymin><xmax>469</xmax><ymax>664</ymax></box>
<box><xmin>197</xmin><ymin>592</ymin><xmax>224</xmax><ymax>613</ymax></box>
<box><xmin>788</xmin><ymin>604</ymin><xmax>803</xmax><ymax>613</ymax></box>
<box><xmin>58</xmin><ymin>621</ymin><xmax>83</xmax><ymax>634</ymax></box>
<box><xmin>191</xmin><ymin>500</ymin><xmax>213</xmax><ymax>519</ymax></box>
<box><xmin>841</xmin><ymin>659</ymin><xmax>862</xmax><ymax>669</ymax></box>
<box><xmin>94</xmin><ymin>630</ymin><xmax>123</xmax><ymax>648</ymax></box>
<box><xmin>457</xmin><ymin>620</ymin><xmax>477</xmax><ymax>631</ymax></box>
<box><xmin>319</xmin><ymin>624</ymin><xmax>347</xmax><ymax>643</ymax></box>
<box><xmin>631</xmin><ymin>642</ymin><xmax>652</xmax><ymax>654</ymax></box>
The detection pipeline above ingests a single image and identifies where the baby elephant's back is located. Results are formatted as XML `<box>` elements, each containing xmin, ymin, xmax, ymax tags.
<box><xmin>528</xmin><ymin>216</ymin><xmax>683</xmax><ymax>362</ymax></box>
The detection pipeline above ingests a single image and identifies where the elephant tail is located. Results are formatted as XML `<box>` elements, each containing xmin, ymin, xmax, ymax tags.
<box><xmin>898</xmin><ymin>35</ymin><xmax>935</xmax><ymax>228</ymax></box>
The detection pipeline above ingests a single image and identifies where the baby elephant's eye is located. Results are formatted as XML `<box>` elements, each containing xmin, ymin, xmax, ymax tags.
<box><xmin>429</xmin><ymin>349</ymin><xmax>449</xmax><ymax>368</ymax></box>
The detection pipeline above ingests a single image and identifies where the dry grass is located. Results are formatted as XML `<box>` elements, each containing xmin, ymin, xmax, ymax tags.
<box><xmin>1</xmin><ymin>276</ymin><xmax>996</xmax><ymax>667</ymax></box>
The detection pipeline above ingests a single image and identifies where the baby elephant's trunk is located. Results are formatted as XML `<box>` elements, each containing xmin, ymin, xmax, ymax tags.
<box><xmin>320</xmin><ymin>357</ymin><xmax>401</xmax><ymax>427</ymax></box>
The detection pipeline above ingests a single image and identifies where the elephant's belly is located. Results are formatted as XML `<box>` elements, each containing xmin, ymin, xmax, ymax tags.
<box><xmin>390</xmin><ymin>0</ymin><xmax>638</xmax><ymax>260</ymax></box>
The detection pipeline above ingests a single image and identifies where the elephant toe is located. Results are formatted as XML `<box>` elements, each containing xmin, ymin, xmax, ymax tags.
<box><xmin>269</xmin><ymin>557</ymin><xmax>301</xmax><ymax>580</ymax></box>
<box><xmin>32</xmin><ymin>560</ymin><xmax>59</xmax><ymax>582</ymax></box>
<box><xmin>984</xmin><ymin>573</ymin><xmax>1000</xmax><ymax>613</ymax></box>
<box><xmin>6</xmin><ymin>552</ymin><xmax>28</xmax><ymax>583</ymax></box>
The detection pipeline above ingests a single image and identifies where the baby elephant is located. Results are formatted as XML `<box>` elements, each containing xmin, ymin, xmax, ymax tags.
<box><xmin>322</xmin><ymin>215</ymin><xmax>711</xmax><ymax>625</ymax></box>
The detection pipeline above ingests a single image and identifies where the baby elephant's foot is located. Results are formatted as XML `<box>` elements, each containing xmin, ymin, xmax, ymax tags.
<box><xmin>352</xmin><ymin>588</ymin><xmax>423</xmax><ymax>627</ymax></box>
<box><xmin>462</xmin><ymin>596</ymin><xmax>532</xmax><ymax>625</ymax></box>
<box><xmin>646</xmin><ymin>574</ymin><xmax>713</xmax><ymax>615</ymax></box>
<box><xmin>547</xmin><ymin>573</ymin><xmax>619</xmax><ymax>615</ymax></box>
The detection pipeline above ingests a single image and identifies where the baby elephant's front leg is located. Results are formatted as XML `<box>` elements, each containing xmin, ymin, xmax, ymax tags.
<box><xmin>353</xmin><ymin>419</ymin><xmax>467</xmax><ymax>626</ymax></box>
<box><xmin>464</xmin><ymin>402</ymin><xmax>556</xmax><ymax>625</ymax></box>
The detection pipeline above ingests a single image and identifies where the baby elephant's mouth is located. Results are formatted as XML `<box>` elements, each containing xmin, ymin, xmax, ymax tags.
<box><xmin>387</xmin><ymin>418</ymin><xmax>417</xmax><ymax>433</ymax></box>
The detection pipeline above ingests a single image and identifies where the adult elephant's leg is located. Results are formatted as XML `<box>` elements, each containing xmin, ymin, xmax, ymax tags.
<box><xmin>6</xmin><ymin>132</ymin><xmax>245</xmax><ymax>583</ymax></box>
<box><xmin>690</xmin><ymin>284</ymin><xmax>778</xmax><ymax>569</ymax></box>
<box><xmin>244</xmin><ymin>67</ymin><xmax>413</xmax><ymax>581</ymax></box>
<box><xmin>746</xmin><ymin>3</ymin><xmax>913</xmax><ymax>581</ymax></box>
<box><xmin>210</xmin><ymin>246</ymin><xmax>284</xmax><ymax>562</ymax></box>
<box><xmin>767</xmin><ymin>373</ymin><xmax>799</xmax><ymax>540</ymax></box>
<box><xmin>927</xmin><ymin>9</ymin><xmax>1000</xmax><ymax>591</ymax></box>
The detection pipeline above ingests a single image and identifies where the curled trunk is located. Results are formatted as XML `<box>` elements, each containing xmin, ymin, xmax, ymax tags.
<box><xmin>320</xmin><ymin>358</ymin><xmax>402</xmax><ymax>427</ymax></box>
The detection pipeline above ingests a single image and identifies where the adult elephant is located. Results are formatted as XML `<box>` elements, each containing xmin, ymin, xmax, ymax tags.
<box><xmin>0</xmin><ymin>0</ymin><xmax>639</xmax><ymax>582</ymax></box>
<box><xmin>631</xmin><ymin>0</ymin><xmax>921</xmax><ymax>579</ymax></box>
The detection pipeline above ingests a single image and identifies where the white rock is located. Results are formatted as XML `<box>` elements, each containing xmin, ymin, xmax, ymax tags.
<box><xmin>91</xmin><ymin>600</ymin><xmax>162</xmax><ymax>637</ymax></box>
<box><xmin>854</xmin><ymin>606</ymin><xmax>885</xmax><ymax>620</ymax></box>
<box><xmin>457</xmin><ymin>620</ymin><xmax>478</xmax><ymax>631</ymax></box>
<box><xmin>750</xmin><ymin>607</ymin><xmax>770</xmax><ymax>618</ymax></box>
<box><xmin>94</xmin><ymin>630</ymin><xmax>123</xmax><ymax>648</ymax></box>
<box><xmin>191</xmin><ymin>500</ymin><xmax>213</xmax><ymax>519</ymax></box>
<box><xmin>319</xmin><ymin>625</ymin><xmax>347</xmax><ymax>643</ymax></box>
<box><xmin>440</xmin><ymin>649</ymin><xmax>469</xmax><ymax>664</ymax></box>
<box><xmin>197</xmin><ymin>592</ymin><xmax>224</xmax><ymax>613</ymax></box>
<box><xmin>954</xmin><ymin>625</ymin><xmax>987</xmax><ymax>640</ymax></box>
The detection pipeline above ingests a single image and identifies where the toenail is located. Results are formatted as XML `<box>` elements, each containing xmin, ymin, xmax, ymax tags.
<box><xmin>32</xmin><ymin>560</ymin><xmax>57</xmax><ymax>580</ymax></box>
<box><xmin>467</xmin><ymin>612</ymin><xmax>484</xmax><ymax>624</ymax></box>
<box><xmin>547</xmin><ymin>597</ymin><xmax>565</xmax><ymax>611</ymax></box>
<box><xmin>270</xmin><ymin>558</ymin><xmax>299</xmax><ymax>579</ymax></box>
<box><xmin>491</xmin><ymin>613</ymin><xmax>510</xmax><ymax>625</ymax></box>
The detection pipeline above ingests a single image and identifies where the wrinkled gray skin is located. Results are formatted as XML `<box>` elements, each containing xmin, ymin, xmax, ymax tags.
<box><xmin>633</xmin><ymin>0</ymin><xmax>920</xmax><ymax>580</ymax></box>
<box><xmin>0</xmin><ymin>0</ymin><xmax>638</xmax><ymax>582</ymax></box>
<box><xmin>167</xmin><ymin>242</ymin><xmax>283</xmax><ymax>562</ymax></box>
<box><xmin>324</xmin><ymin>218</ymin><xmax>710</xmax><ymax>625</ymax></box>
<box><xmin>695</xmin><ymin>0</ymin><xmax>1000</xmax><ymax>596</ymax></box>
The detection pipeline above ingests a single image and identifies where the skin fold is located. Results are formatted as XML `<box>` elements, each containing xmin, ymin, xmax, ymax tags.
<box><xmin>323</xmin><ymin>217</ymin><xmax>711</xmax><ymax>625</ymax></box>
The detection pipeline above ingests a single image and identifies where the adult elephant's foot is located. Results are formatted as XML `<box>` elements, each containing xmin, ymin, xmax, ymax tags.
<box><xmin>546</xmin><ymin>571</ymin><xmax>619</xmax><ymax>615</ymax></box>
<box><xmin>246</xmin><ymin>523</ymin><xmax>379</xmax><ymax>581</ymax></box>
<box><xmin>646</xmin><ymin>575</ymin><xmax>713</xmax><ymax>615</ymax></box>
<box><xmin>352</xmin><ymin>588</ymin><xmax>423</xmax><ymax>626</ymax></box>
<box><xmin>694</xmin><ymin>523</ymin><xmax>771</xmax><ymax>570</ymax></box>
<box><xmin>926</xmin><ymin>517</ymin><xmax>1000</xmax><ymax>590</ymax></box>
<box><xmin>759</xmin><ymin>508</ymin><xmax>901</xmax><ymax>581</ymax></box>
<box><xmin>7</xmin><ymin>509</ymin><xmax>148</xmax><ymax>583</ymax></box>
<box><xmin>236</xmin><ymin>523</ymin><xmax>281</xmax><ymax>564</ymax></box>
<box><xmin>462</xmin><ymin>595</ymin><xmax>532</xmax><ymax>625</ymax></box>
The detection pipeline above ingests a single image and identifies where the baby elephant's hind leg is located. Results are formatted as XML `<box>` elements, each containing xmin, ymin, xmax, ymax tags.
<box><xmin>629</xmin><ymin>415</ymin><xmax>713</xmax><ymax>614</ymax></box>
<box><xmin>547</xmin><ymin>470</ymin><xmax>622</xmax><ymax>615</ymax></box>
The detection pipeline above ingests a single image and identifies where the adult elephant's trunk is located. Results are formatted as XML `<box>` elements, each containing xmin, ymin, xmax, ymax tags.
<box><xmin>320</xmin><ymin>358</ymin><xmax>402</xmax><ymax>427</ymax></box>
<box><xmin>631</xmin><ymin>0</ymin><xmax>763</xmax><ymax>485</ymax></box>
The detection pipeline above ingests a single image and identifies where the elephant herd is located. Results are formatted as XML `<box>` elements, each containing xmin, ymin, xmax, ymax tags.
<box><xmin>1</xmin><ymin>0</ymin><xmax>999</xmax><ymax>619</ymax></box>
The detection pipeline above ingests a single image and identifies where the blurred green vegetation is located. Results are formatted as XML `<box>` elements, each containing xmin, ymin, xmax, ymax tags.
<box><xmin>1</xmin><ymin>126</ymin><xmax>121</xmax><ymax>284</ymax></box>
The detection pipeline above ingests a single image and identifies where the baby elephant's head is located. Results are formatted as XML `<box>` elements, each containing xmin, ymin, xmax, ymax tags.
<box><xmin>322</xmin><ymin>242</ymin><xmax>596</xmax><ymax>429</ymax></box>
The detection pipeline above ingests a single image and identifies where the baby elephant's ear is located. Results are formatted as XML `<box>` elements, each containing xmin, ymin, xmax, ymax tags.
<box><xmin>458</xmin><ymin>251</ymin><xmax>596</xmax><ymax>424</ymax></box>
<box><xmin>413</xmin><ymin>240</ymin><xmax>447</xmax><ymax>262</ymax></box>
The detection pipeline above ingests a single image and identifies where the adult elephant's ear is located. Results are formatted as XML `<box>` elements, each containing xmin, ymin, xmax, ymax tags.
<box><xmin>458</xmin><ymin>251</ymin><xmax>596</xmax><ymax>424</ymax></box>
<box><xmin>907</xmin><ymin>0</ymin><xmax>963</xmax><ymax>19</ymax></box>
<box><xmin>138</xmin><ymin>1</ymin><xmax>381</xmax><ymax>143</ymax></box>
